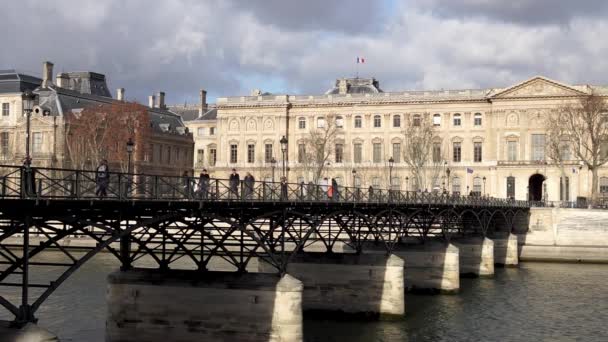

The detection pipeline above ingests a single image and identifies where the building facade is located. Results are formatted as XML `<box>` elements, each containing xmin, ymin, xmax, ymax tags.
<box><xmin>0</xmin><ymin>62</ymin><xmax>194</xmax><ymax>176</ymax></box>
<box><xmin>187</xmin><ymin>76</ymin><xmax>608</xmax><ymax>202</ymax></box>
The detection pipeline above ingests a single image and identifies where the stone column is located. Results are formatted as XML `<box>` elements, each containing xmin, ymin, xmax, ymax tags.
<box><xmin>106</xmin><ymin>269</ymin><xmax>303</xmax><ymax>342</ymax></box>
<box><xmin>492</xmin><ymin>233</ymin><xmax>519</xmax><ymax>267</ymax></box>
<box><xmin>453</xmin><ymin>237</ymin><xmax>494</xmax><ymax>277</ymax></box>
<box><xmin>260</xmin><ymin>252</ymin><xmax>405</xmax><ymax>320</ymax></box>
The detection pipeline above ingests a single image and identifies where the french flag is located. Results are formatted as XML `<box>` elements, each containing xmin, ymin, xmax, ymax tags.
<box><xmin>357</xmin><ymin>57</ymin><xmax>365</xmax><ymax>64</ymax></box>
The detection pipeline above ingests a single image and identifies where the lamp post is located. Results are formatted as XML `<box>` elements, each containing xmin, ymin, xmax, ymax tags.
<box><xmin>482</xmin><ymin>176</ymin><xmax>487</xmax><ymax>196</ymax></box>
<box><xmin>280</xmin><ymin>136</ymin><xmax>288</xmax><ymax>179</ymax></box>
<box><xmin>22</xmin><ymin>90</ymin><xmax>36</xmax><ymax>168</ymax></box>
<box><xmin>405</xmin><ymin>176</ymin><xmax>409</xmax><ymax>192</ymax></box>
<box><xmin>446</xmin><ymin>167</ymin><xmax>451</xmax><ymax>193</ymax></box>
<box><xmin>388</xmin><ymin>157</ymin><xmax>394</xmax><ymax>189</ymax></box>
<box><xmin>270</xmin><ymin>157</ymin><xmax>277</xmax><ymax>182</ymax></box>
<box><xmin>352</xmin><ymin>169</ymin><xmax>357</xmax><ymax>187</ymax></box>
<box><xmin>126</xmin><ymin>138</ymin><xmax>135</xmax><ymax>174</ymax></box>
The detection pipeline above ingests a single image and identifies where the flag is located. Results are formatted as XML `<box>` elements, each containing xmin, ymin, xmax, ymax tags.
<box><xmin>357</xmin><ymin>57</ymin><xmax>365</xmax><ymax>64</ymax></box>
<box><xmin>466</xmin><ymin>167</ymin><xmax>474</xmax><ymax>174</ymax></box>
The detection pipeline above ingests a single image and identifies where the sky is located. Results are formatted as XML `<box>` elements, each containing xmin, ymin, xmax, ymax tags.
<box><xmin>2</xmin><ymin>0</ymin><xmax>608</xmax><ymax>104</ymax></box>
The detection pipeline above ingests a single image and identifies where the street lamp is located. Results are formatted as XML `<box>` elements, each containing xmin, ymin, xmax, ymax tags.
<box><xmin>126</xmin><ymin>138</ymin><xmax>135</xmax><ymax>174</ymax></box>
<box><xmin>388</xmin><ymin>157</ymin><xmax>394</xmax><ymax>189</ymax></box>
<box><xmin>280</xmin><ymin>136</ymin><xmax>288</xmax><ymax>179</ymax></box>
<box><xmin>270</xmin><ymin>157</ymin><xmax>277</xmax><ymax>182</ymax></box>
<box><xmin>482</xmin><ymin>176</ymin><xmax>487</xmax><ymax>196</ymax></box>
<box><xmin>446</xmin><ymin>167</ymin><xmax>451</xmax><ymax>192</ymax></box>
<box><xmin>352</xmin><ymin>169</ymin><xmax>357</xmax><ymax>187</ymax></box>
<box><xmin>405</xmin><ymin>176</ymin><xmax>409</xmax><ymax>192</ymax></box>
<box><xmin>22</xmin><ymin>90</ymin><xmax>36</xmax><ymax>167</ymax></box>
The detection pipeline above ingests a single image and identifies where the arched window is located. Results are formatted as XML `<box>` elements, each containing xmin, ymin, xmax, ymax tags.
<box><xmin>600</xmin><ymin>177</ymin><xmax>608</xmax><ymax>195</ymax></box>
<box><xmin>473</xmin><ymin>177</ymin><xmax>482</xmax><ymax>196</ymax></box>
<box><xmin>452</xmin><ymin>177</ymin><xmax>461</xmax><ymax>195</ymax></box>
<box><xmin>317</xmin><ymin>117</ymin><xmax>326</xmax><ymax>128</ymax></box>
<box><xmin>298</xmin><ymin>117</ymin><xmax>306</xmax><ymax>129</ymax></box>
<box><xmin>433</xmin><ymin>114</ymin><xmax>441</xmax><ymax>126</ymax></box>
<box><xmin>453</xmin><ymin>113</ymin><xmax>461</xmax><ymax>126</ymax></box>
<box><xmin>393</xmin><ymin>115</ymin><xmax>401</xmax><ymax>128</ymax></box>
<box><xmin>373</xmin><ymin>115</ymin><xmax>382</xmax><ymax>128</ymax></box>
<box><xmin>354</xmin><ymin>115</ymin><xmax>362</xmax><ymax>128</ymax></box>
<box><xmin>474</xmin><ymin>113</ymin><xmax>482</xmax><ymax>126</ymax></box>
<box><xmin>335</xmin><ymin>116</ymin><xmax>344</xmax><ymax>128</ymax></box>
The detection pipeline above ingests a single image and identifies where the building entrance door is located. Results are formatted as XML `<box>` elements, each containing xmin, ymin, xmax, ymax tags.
<box><xmin>528</xmin><ymin>174</ymin><xmax>545</xmax><ymax>201</ymax></box>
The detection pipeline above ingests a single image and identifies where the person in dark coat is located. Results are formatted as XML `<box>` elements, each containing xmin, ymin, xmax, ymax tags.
<box><xmin>198</xmin><ymin>169</ymin><xmax>210</xmax><ymax>199</ymax></box>
<box><xmin>95</xmin><ymin>160</ymin><xmax>110</xmax><ymax>199</ymax></box>
<box><xmin>331</xmin><ymin>178</ymin><xmax>339</xmax><ymax>201</ymax></box>
<box><xmin>229</xmin><ymin>168</ymin><xmax>240</xmax><ymax>199</ymax></box>
<box><xmin>244</xmin><ymin>172</ymin><xmax>255</xmax><ymax>200</ymax></box>
<box><xmin>280</xmin><ymin>177</ymin><xmax>288</xmax><ymax>201</ymax></box>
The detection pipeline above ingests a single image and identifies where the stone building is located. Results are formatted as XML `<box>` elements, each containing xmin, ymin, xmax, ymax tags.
<box><xmin>0</xmin><ymin>61</ymin><xmax>194</xmax><ymax>176</ymax></box>
<box><xmin>187</xmin><ymin>76</ymin><xmax>608</xmax><ymax>202</ymax></box>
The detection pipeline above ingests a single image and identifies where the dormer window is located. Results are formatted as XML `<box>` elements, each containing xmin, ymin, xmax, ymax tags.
<box><xmin>159</xmin><ymin>123</ymin><xmax>170</xmax><ymax>132</ymax></box>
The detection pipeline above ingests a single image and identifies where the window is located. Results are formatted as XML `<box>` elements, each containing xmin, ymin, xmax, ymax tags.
<box><xmin>531</xmin><ymin>134</ymin><xmax>546</xmax><ymax>161</ymax></box>
<box><xmin>317</xmin><ymin>117</ymin><xmax>326</xmax><ymax>128</ymax></box>
<box><xmin>197</xmin><ymin>149</ymin><xmax>204</xmax><ymax>163</ymax></box>
<box><xmin>600</xmin><ymin>177</ymin><xmax>608</xmax><ymax>195</ymax></box>
<box><xmin>298</xmin><ymin>117</ymin><xmax>306</xmax><ymax>129</ymax></box>
<box><xmin>452</xmin><ymin>177</ymin><xmax>461</xmax><ymax>195</ymax></box>
<box><xmin>601</xmin><ymin>141</ymin><xmax>608</xmax><ymax>159</ymax></box>
<box><xmin>298</xmin><ymin>144</ymin><xmax>305</xmax><ymax>163</ymax></box>
<box><xmin>507</xmin><ymin>141</ymin><xmax>518</xmax><ymax>161</ymax></box>
<box><xmin>335</xmin><ymin>143</ymin><xmax>343</xmax><ymax>163</ymax></box>
<box><xmin>560</xmin><ymin>177</ymin><xmax>570</xmax><ymax>201</ymax></box>
<box><xmin>209</xmin><ymin>127</ymin><xmax>216</xmax><ymax>135</ymax></box>
<box><xmin>393</xmin><ymin>115</ymin><xmax>401</xmax><ymax>128</ymax></box>
<box><xmin>230</xmin><ymin>144</ymin><xmax>238</xmax><ymax>163</ymax></box>
<box><xmin>412</xmin><ymin>114</ymin><xmax>421</xmax><ymax>127</ymax></box>
<box><xmin>391</xmin><ymin>177</ymin><xmax>401</xmax><ymax>191</ymax></box>
<box><xmin>264</xmin><ymin>143</ymin><xmax>273</xmax><ymax>163</ymax></box>
<box><xmin>433</xmin><ymin>114</ymin><xmax>441</xmax><ymax>126</ymax></box>
<box><xmin>453</xmin><ymin>142</ymin><xmax>461</xmax><ymax>162</ymax></box>
<box><xmin>1</xmin><ymin>103</ymin><xmax>9</xmax><ymax>116</ymax></box>
<box><xmin>433</xmin><ymin>143</ymin><xmax>441</xmax><ymax>163</ymax></box>
<box><xmin>353</xmin><ymin>176</ymin><xmax>361</xmax><ymax>187</ymax></box>
<box><xmin>0</xmin><ymin>132</ymin><xmax>8</xmax><ymax>157</ymax></box>
<box><xmin>472</xmin><ymin>177</ymin><xmax>482</xmax><ymax>196</ymax></box>
<box><xmin>354</xmin><ymin>116</ymin><xmax>362</xmax><ymax>128</ymax></box>
<box><xmin>372</xmin><ymin>177</ymin><xmax>381</xmax><ymax>188</ymax></box>
<box><xmin>559</xmin><ymin>141</ymin><xmax>571</xmax><ymax>161</ymax></box>
<box><xmin>373</xmin><ymin>115</ymin><xmax>382</xmax><ymax>128</ymax></box>
<box><xmin>149</xmin><ymin>144</ymin><xmax>154</xmax><ymax>163</ymax></box>
<box><xmin>453</xmin><ymin>113</ymin><xmax>461</xmax><ymax>126</ymax></box>
<box><xmin>32</xmin><ymin>132</ymin><xmax>42</xmax><ymax>153</ymax></box>
<box><xmin>373</xmin><ymin>143</ymin><xmax>382</xmax><ymax>163</ymax></box>
<box><xmin>354</xmin><ymin>143</ymin><xmax>362</xmax><ymax>163</ymax></box>
<box><xmin>474</xmin><ymin>113</ymin><xmax>482</xmax><ymax>126</ymax></box>
<box><xmin>506</xmin><ymin>176</ymin><xmax>515</xmax><ymax>198</ymax></box>
<box><xmin>197</xmin><ymin>127</ymin><xmax>204</xmax><ymax>136</ymax></box>
<box><xmin>335</xmin><ymin>116</ymin><xmax>344</xmax><ymax>128</ymax></box>
<box><xmin>209</xmin><ymin>147</ymin><xmax>217</xmax><ymax>166</ymax></box>
<box><xmin>392</xmin><ymin>143</ymin><xmax>401</xmax><ymax>163</ymax></box>
<box><xmin>247</xmin><ymin>144</ymin><xmax>255</xmax><ymax>163</ymax></box>
<box><xmin>474</xmin><ymin>142</ymin><xmax>482</xmax><ymax>162</ymax></box>
<box><xmin>166</xmin><ymin>146</ymin><xmax>171</xmax><ymax>164</ymax></box>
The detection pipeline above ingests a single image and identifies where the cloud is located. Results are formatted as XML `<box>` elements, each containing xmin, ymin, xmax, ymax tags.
<box><xmin>0</xmin><ymin>0</ymin><xmax>607</xmax><ymax>105</ymax></box>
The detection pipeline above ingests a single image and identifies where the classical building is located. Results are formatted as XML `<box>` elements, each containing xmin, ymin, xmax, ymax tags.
<box><xmin>0</xmin><ymin>61</ymin><xmax>194</xmax><ymax>176</ymax></box>
<box><xmin>186</xmin><ymin>76</ymin><xmax>608</xmax><ymax>202</ymax></box>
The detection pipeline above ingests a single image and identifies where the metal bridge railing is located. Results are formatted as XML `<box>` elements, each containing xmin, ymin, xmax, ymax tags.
<box><xmin>0</xmin><ymin>164</ymin><xmax>529</xmax><ymax>208</ymax></box>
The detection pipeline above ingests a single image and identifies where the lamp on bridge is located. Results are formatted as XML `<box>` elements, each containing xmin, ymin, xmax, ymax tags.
<box><xmin>405</xmin><ymin>176</ymin><xmax>409</xmax><ymax>192</ymax></box>
<box><xmin>483</xmin><ymin>176</ymin><xmax>487</xmax><ymax>197</ymax></box>
<box><xmin>126</xmin><ymin>138</ymin><xmax>135</xmax><ymax>174</ymax></box>
<box><xmin>280</xmin><ymin>136</ymin><xmax>288</xmax><ymax>179</ymax></box>
<box><xmin>21</xmin><ymin>90</ymin><xmax>36</xmax><ymax>168</ymax></box>
<box><xmin>388</xmin><ymin>157</ymin><xmax>394</xmax><ymax>189</ymax></box>
<box><xmin>352</xmin><ymin>169</ymin><xmax>357</xmax><ymax>187</ymax></box>
<box><xmin>270</xmin><ymin>157</ymin><xmax>277</xmax><ymax>182</ymax></box>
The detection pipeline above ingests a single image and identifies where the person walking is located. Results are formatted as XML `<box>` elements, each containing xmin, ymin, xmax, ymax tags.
<box><xmin>331</xmin><ymin>178</ymin><xmax>339</xmax><ymax>201</ymax></box>
<box><xmin>280</xmin><ymin>176</ymin><xmax>288</xmax><ymax>201</ymax></box>
<box><xmin>95</xmin><ymin>160</ymin><xmax>110</xmax><ymax>199</ymax></box>
<box><xmin>321</xmin><ymin>177</ymin><xmax>329</xmax><ymax>200</ymax></box>
<box><xmin>229</xmin><ymin>168</ymin><xmax>240</xmax><ymax>200</ymax></box>
<box><xmin>307</xmin><ymin>181</ymin><xmax>315</xmax><ymax>201</ymax></box>
<box><xmin>198</xmin><ymin>169</ymin><xmax>210</xmax><ymax>199</ymax></box>
<box><xmin>182</xmin><ymin>170</ymin><xmax>192</xmax><ymax>199</ymax></box>
<box><xmin>244</xmin><ymin>172</ymin><xmax>255</xmax><ymax>200</ymax></box>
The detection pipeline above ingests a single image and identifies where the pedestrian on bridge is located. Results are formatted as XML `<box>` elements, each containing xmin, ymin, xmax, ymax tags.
<box><xmin>198</xmin><ymin>169</ymin><xmax>210</xmax><ymax>199</ymax></box>
<box><xmin>95</xmin><ymin>160</ymin><xmax>110</xmax><ymax>199</ymax></box>
<box><xmin>280</xmin><ymin>176</ymin><xmax>288</xmax><ymax>201</ymax></box>
<box><xmin>331</xmin><ymin>178</ymin><xmax>339</xmax><ymax>201</ymax></box>
<box><xmin>321</xmin><ymin>177</ymin><xmax>329</xmax><ymax>200</ymax></box>
<box><xmin>244</xmin><ymin>172</ymin><xmax>255</xmax><ymax>200</ymax></box>
<box><xmin>229</xmin><ymin>169</ymin><xmax>240</xmax><ymax>199</ymax></box>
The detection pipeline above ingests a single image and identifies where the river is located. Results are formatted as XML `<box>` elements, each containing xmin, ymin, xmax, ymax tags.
<box><xmin>1</xmin><ymin>252</ymin><xmax>607</xmax><ymax>341</ymax></box>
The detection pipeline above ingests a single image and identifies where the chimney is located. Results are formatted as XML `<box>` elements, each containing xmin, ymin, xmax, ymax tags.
<box><xmin>117</xmin><ymin>88</ymin><xmax>125</xmax><ymax>101</ymax></box>
<box><xmin>199</xmin><ymin>89</ymin><xmax>207</xmax><ymax>117</ymax></box>
<box><xmin>42</xmin><ymin>61</ymin><xmax>54</xmax><ymax>88</ymax></box>
<box><xmin>148</xmin><ymin>95</ymin><xmax>156</xmax><ymax>108</ymax></box>
<box><xmin>158</xmin><ymin>91</ymin><xmax>166</xmax><ymax>109</ymax></box>
<box><xmin>56</xmin><ymin>73</ymin><xmax>69</xmax><ymax>88</ymax></box>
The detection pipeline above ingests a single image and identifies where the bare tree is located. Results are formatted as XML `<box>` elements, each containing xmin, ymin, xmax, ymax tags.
<box><xmin>301</xmin><ymin>113</ymin><xmax>339</xmax><ymax>183</ymax></box>
<box><xmin>556</xmin><ymin>93</ymin><xmax>608</xmax><ymax>202</ymax></box>
<box><xmin>401</xmin><ymin>113</ymin><xmax>438</xmax><ymax>191</ymax></box>
<box><xmin>545</xmin><ymin>111</ymin><xmax>572</xmax><ymax>202</ymax></box>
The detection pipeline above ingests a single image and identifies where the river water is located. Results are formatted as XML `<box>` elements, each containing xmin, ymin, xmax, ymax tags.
<box><xmin>1</xmin><ymin>253</ymin><xmax>607</xmax><ymax>341</ymax></box>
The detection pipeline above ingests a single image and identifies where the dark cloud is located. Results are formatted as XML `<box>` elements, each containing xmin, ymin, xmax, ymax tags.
<box><xmin>412</xmin><ymin>0</ymin><xmax>608</xmax><ymax>26</ymax></box>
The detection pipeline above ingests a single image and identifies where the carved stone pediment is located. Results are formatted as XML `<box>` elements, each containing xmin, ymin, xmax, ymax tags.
<box><xmin>491</xmin><ymin>77</ymin><xmax>588</xmax><ymax>99</ymax></box>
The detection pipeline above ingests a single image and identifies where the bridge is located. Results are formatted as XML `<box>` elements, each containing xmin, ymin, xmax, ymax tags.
<box><xmin>0</xmin><ymin>164</ymin><xmax>530</xmax><ymax>340</ymax></box>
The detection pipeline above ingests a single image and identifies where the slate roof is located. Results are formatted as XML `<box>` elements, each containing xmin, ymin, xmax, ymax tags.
<box><xmin>0</xmin><ymin>69</ymin><xmax>42</xmax><ymax>93</ymax></box>
<box><xmin>325</xmin><ymin>77</ymin><xmax>383</xmax><ymax>95</ymax></box>
<box><xmin>169</xmin><ymin>105</ymin><xmax>217</xmax><ymax>122</ymax></box>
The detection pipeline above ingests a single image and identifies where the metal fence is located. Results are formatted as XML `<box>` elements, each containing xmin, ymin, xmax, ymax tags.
<box><xmin>0</xmin><ymin>164</ymin><xmax>529</xmax><ymax>208</ymax></box>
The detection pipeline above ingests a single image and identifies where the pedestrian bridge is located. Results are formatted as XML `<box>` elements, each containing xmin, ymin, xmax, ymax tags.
<box><xmin>0</xmin><ymin>164</ymin><xmax>530</xmax><ymax>333</ymax></box>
